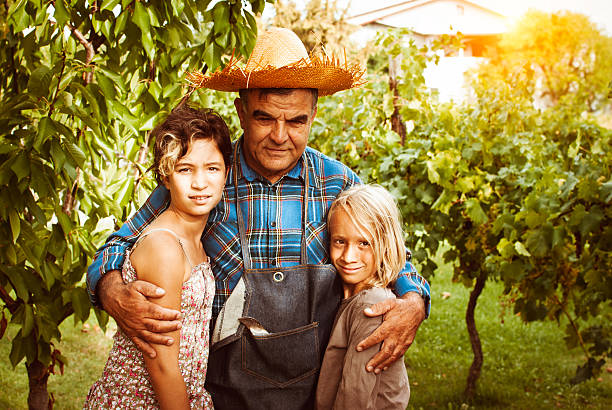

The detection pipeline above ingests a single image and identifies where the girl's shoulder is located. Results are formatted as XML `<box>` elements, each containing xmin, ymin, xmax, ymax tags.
<box><xmin>130</xmin><ymin>228</ymin><xmax>188</xmax><ymax>281</ymax></box>
<box><xmin>133</xmin><ymin>228</ymin><xmax>185</xmax><ymax>259</ymax></box>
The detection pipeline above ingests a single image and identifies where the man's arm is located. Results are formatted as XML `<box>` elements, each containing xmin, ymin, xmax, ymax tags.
<box><xmin>356</xmin><ymin>260</ymin><xmax>431</xmax><ymax>373</ymax></box>
<box><xmin>87</xmin><ymin>185</ymin><xmax>181</xmax><ymax>358</ymax></box>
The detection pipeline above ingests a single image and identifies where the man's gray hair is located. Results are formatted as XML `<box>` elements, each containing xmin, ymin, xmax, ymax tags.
<box><xmin>238</xmin><ymin>88</ymin><xmax>318</xmax><ymax>113</ymax></box>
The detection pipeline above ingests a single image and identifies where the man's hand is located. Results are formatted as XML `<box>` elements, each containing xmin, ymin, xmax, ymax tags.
<box><xmin>97</xmin><ymin>270</ymin><xmax>182</xmax><ymax>358</ymax></box>
<box><xmin>356</xmin><ymin>292</ymin><xmax>426</xmax><ymax>373</ymax></box>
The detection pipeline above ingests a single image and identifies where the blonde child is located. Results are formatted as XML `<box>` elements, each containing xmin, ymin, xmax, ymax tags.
<box><xmin>85</xmin><ymin>105</ymin><xmax>231</xmax><ymax>409</ymax></box>
<box><xmin>316</xmin><ymin>184</ymin><xmax>410</xmax><ymax>410</ymax></box>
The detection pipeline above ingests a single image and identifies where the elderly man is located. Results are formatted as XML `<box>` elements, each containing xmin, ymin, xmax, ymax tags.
<box><xmin>87</xmin><ymin>28</ymin><xmax>430</xmax><ymax>409</ymax></box>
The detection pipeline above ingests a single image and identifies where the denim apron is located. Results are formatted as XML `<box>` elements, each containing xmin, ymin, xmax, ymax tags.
<box><xmin>205</xmin><ymin>149</ymin><xmax>342</xmax><ymax>409</ymax></box>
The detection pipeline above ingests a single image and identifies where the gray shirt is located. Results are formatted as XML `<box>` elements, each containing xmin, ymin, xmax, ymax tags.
<box><xmin>315</xmin><ymin>287</ymin><xmax>410</xmax><ymax>410</ymax></box>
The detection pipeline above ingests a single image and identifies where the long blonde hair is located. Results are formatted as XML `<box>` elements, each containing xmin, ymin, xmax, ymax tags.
<box><xmin>328</xmin><ymin>185</ymin><xmax>406</xmax><ymax>289</ymax></box>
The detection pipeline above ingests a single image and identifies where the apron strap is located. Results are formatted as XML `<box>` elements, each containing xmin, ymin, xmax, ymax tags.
<box><xmin>232</xmin><ymin>140</ymin><xmax>309</xmax><ymax>270</ymax></box>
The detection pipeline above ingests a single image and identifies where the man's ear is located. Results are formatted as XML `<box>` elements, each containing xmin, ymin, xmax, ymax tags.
<box><xmin>234</xmin><ymin>98</ymin><xmax>246</xmax><ymax>129</ymax></box>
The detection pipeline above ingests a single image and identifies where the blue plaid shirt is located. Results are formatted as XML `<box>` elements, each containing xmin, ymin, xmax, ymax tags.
<box><xmin>87</xmin><ymin>143</ymin><xmax>431</xmax><ymax>318</ymax></box>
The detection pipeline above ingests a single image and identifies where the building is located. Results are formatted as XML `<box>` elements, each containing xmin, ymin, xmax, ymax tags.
<box><xmin>347</xmin><ymin>0</ymin><xmax>509</xmax><ymax>102</ymax></box>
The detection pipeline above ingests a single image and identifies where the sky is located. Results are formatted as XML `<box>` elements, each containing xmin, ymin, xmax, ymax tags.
<box><xmin>339</xmin><ymin>0</ymin><xmax>612</xmax><ymax>35</ymax></box>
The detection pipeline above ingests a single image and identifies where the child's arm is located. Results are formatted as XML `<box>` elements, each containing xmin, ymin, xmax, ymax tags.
<box><xmin>333</xmin><ymin>302</ymin><xmax>385</xmax><ymax>410</ymax></box>
<box><xmin>87</xmin><ymin>184</ymin><xmax>170</xmax><ymax>306</ymax></box>
<box><xmin>130</xmin><ymin>232</ymin><xmax>190</xmax><ymax>410</ymax></box>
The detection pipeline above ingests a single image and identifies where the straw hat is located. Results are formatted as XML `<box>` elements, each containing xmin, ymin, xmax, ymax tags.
<box><xmin>186</xmin><ymin>27</ymin><xmax>365</xmax><ymax>96</ymax></box>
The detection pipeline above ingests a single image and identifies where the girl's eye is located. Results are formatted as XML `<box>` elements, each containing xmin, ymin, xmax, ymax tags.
<box><xmin>177</xmin><ymin>167</ymin><xmax>191</xmax><ymax>173</ymax></box>
<box><xmin>208</xmin><ymin>166</ymin><xmax>220</xmax><ymax>172</ymax></box>
<box><xmin>359</xmin><ymin>241</ymin><xmax>370</xmax><ymax>247</ymax></box>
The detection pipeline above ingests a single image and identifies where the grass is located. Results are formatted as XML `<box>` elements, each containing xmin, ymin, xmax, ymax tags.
<box><xmin>0</xmin><ymin>317</ymin><xmax>116</xmax><ymax>409</ymax></box>
<box><xmin>406</xmin><ymin>265</ymin><xmax>612</xmax><ymax>409</ymax></box>
<box><xmin>1</xmin><ymin>268</ymin><xmax>610</xmax><ymax>409</ymax></box>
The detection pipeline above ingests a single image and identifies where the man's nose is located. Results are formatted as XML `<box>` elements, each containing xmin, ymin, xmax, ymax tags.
<box><xmin>270</xmin><ymin>120</ymin><xmax>288</xmax><ymax>144</ymax></box>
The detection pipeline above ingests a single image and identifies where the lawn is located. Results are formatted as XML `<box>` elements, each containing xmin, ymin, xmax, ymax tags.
<box><xmin>1</xmin><ymin>267</ymin><xmax>610</xmax><ymax>409</ymax></box>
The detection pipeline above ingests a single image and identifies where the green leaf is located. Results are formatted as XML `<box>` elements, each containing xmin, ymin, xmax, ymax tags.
<box><xmin>212</xmin><ymin>2</ymin><xmax>229</xmax><ymax>33</ymax></box>
<box><xmin>4</xmin><ymin>267</ymin><xmax>29</xmax><ymax>301</ymax></box>
<box><xmin>133</xmin><ymin>1</ymin><xmax>151</xmax><ymax>33</ymax></box>
<box><xmin>10</xmin><ymin>152</ymin><xmax>30</xmax><ymax>181</ymax></box>
<box><xmin>147</xmin><ymin>6</ymin><xmax>161</xmax><ymax>27</ymax></box>
<box><xmin>525</xmin><ymin>229</ymin><xmax>549</xmax><ymax>258</ymax></box>
<box><xmin>9</xmin><ymin>333</ymin><xmax>25</xmax><ymax>367</ymax></box>
<box><xmin>35</xmin><ymin>117</ymin><xmax>58</xmax><ymax>152</ymax></box>
<box><xmin>431</xmin><ymin>189</ymin><xmax>457</xmax><ymax>215</ymax></box>
<box><xmin>23</xmin><ymin>304</ymin><xmax>34</xmax><ymax>336</ymax></box>
<box><xmin>141</xmin><ymin>30</ymin><xmax>156</xmax><ymax>61</ymax></box>
<box><xmin>601</xmin><ymin>181</ymin><xmax>612</xmax><ymax>203</ymax></box>
<box><xmin>28</xmin><ymin>66</ymin><xmax>52</xmax><ymax>98</ymax></box>
<box><xmin>114</xmin><ymin>9</ymin><xmax>128</xmax><ymax>38</ymax></box>
<box><xmin>138</xmin><ymin>112</ymin><xmax>163</xmax><ymax>131</ymax></box>
<box><xmin>50</xmin><ymin>139</ymin><xmax>66</xmax><ymax>170</ymax></box>
<box><xmin>8</xmin><ymin>0</ymin><xmax>29</xmax><ymax>32</ymax></box>
<box><xmin>426</xmin><ymin>160</ymin><xmax>440</xmax><ymax>184</ymax></box>
<box><xmin>464</xmin><ymin>198</ymin><xmax>488</xmax><ymax>224</ymax></box>
<box><xmin>496</xmin><ymin>237</ymin><xmax>513</xmax><ymax>258</ymax></box>
<box><xmin>71</xmin><ymin>288</ymin><xmax>91</xmax><ymax>322</ymax></box>
<box><xmin>54</xmin><ymin>0</ymin><xmax>70</xmax><ymax>28</ymax></box>
<box><xmin>514</xmin><ymin>241</ymin><xmax>531</xmax><ymax>257</ymax></box>
<box><xmin>9</xmin><ymin>209</ymin><xmax>20</xmax><ymax>243</ymax></box>
<box><xmin>64</xmin><ymin>141</ymin><xmax>86</xmax><ymax>168</ymax></box>
<box><xmin>56</xmin><ymin>210</ymin><xmax>73</xmax><ymax>236</ymax></box>
<box><xmin>116</xmin><ymin>177</ymin><xmax>134</xmax><ymax>207</ymax></box>
<box><xmin>101</xmin><ymin>0</ymin><xmax>121</xmax><ymax>12</ymax></box>
<box><xmin>5</xmin><ymin>244</ymin><xmax>17</xmax><ymax>265</ymax></box>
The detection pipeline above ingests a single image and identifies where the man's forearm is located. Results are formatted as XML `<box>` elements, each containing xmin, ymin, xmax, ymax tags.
<box><xmin>96</xmin><ymin>270</ymin><xmax>122</xmax><ymax>313</ymax></box>
<box><xmin>400</xmin><ymin>291</ymin><xmax>426</xmax><ymax>325</ymax></box>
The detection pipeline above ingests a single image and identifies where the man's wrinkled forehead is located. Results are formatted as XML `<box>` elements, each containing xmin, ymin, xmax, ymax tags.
<box><xmin>239</xmin><ymin>88</ymin><xmax>318</xmax><ymax>113</ymax></box>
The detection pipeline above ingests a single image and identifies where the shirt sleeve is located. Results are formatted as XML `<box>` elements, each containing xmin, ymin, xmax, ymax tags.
<box><xmin>333</xmin><ymin>301</ymin><xmax>385</xmax><ymax>410</ymax></box>
<box><xmin>393</xmin><ymin>260</ymin><xmax>432</xmax><ymax>318</ymax></box>
<box><xmin>86</xmin><ymin>185</ymin><xmax>170</xmax><ymax>307</ymax></box>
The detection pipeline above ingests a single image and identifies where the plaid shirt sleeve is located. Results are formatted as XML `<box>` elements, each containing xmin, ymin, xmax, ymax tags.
<box><xmin>394</xmin><ymin>261</ymin><xmax>431</xmax><ymax>317</ymax></box>
<box><xmin>86</xmin><ymin>185</ymin><xmax>170</xmax><ymax>306</ymax></box>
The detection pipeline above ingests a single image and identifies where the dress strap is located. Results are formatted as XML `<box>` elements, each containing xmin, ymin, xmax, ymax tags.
<box><xmin>134</xmin><ymin>228</ymin><xmax>193</xmax><ymax>268</ymax></box>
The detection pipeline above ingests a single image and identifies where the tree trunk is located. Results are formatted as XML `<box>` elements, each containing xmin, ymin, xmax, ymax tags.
<box><xmin>388</xmin><ymin>54</ymin><xmax>407</xmax><ymax>145</ymax></box>
<box><xmin>464</xmin><ymin>274</ymin><xmax>486</xmax><ymax>400</ymax></box>
<box><xmin>26</xmin><ymin>360</ymin><xmax>52</xmax><ymax>409</ymax></box>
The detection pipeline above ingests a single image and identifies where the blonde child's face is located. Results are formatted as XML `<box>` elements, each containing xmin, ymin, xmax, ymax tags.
<box><xmin>164</xmin><ymin>138</ymin><xmax>226</xmax><ymax>221</ymax></box>
<box><xmin>328</xmin><ymin>208</ymin><xmax>377</xmax><ymax>299</ymax></box>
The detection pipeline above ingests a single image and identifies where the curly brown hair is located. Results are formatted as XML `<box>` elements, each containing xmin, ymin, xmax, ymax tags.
<box><xmin>152</xmin><ymin>105</ymin><xmax>232</xmax><ymax>184</ymax></box>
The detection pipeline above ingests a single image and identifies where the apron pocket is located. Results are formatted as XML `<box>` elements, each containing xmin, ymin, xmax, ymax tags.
<box><xmin>241</xmin><ymin>322</ymin><xmax>319</xmax><ymax>388</ymax></box>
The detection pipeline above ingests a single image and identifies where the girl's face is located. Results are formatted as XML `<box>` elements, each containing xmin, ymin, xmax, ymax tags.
<box><xmin>165</xmin><ymin>138</ymin><xmax>226</xmax><ymax>222</ymax></box>
<box><xmin>328</xmin><ymin>207</ymin><xmax>377</xmax><ymax>299</ymax></box>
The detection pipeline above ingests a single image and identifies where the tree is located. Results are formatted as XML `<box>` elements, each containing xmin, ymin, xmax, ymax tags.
<box><xmin>483</xmin><ymin>10</ymin><xmax>612</xmax><ymax>112</ymax></box>
<box><xmin>0</xmin><ymin>0</ymin><xmax>264</xmax><ymax>407</ymax></box>
<box><xmin>311</xmin><ymin>25</ymin><xmax>611</xmax><ymax>401</ymax></box>
<box><xmin>269</xmin><ymin>0</ymin><xmax>355</xmax><ymax>56</ymax></box>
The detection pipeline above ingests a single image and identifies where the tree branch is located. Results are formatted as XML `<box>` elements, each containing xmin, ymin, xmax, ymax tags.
<box><xmin>70</xmin><ymin>26</ymin><xmax>95</xmax><ymax>84</ymax></box>
<box><xmin>552</xmin><ymin>294</ymin><xmax>590</xmax><ymax>358</ymax></box>
<box><xmin>48</xmin><ymin>50</ymin><xmax>67</xmax><ymax>115</ymax></box>
<box><xmin>62</xmin><ymin>167</ymin><xmax>81</xmax><ymax>216</ymax></box>
<box><xmin>0</xmin><ymin>285</ymin><xmax>19</xmax><ymax>314</ymax></box>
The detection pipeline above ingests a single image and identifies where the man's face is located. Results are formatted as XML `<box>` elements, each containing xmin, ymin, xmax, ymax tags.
<box><xmin>234</xmin><ymin>89</ymin><xmax>317</xmax><ymax>183</ymax></box>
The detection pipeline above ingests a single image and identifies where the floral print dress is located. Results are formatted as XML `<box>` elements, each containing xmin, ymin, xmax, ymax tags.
<box><xmin>84</xmin><ymin>229</ymin><xmax>215</xmax><ymax>409</ymax></box>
